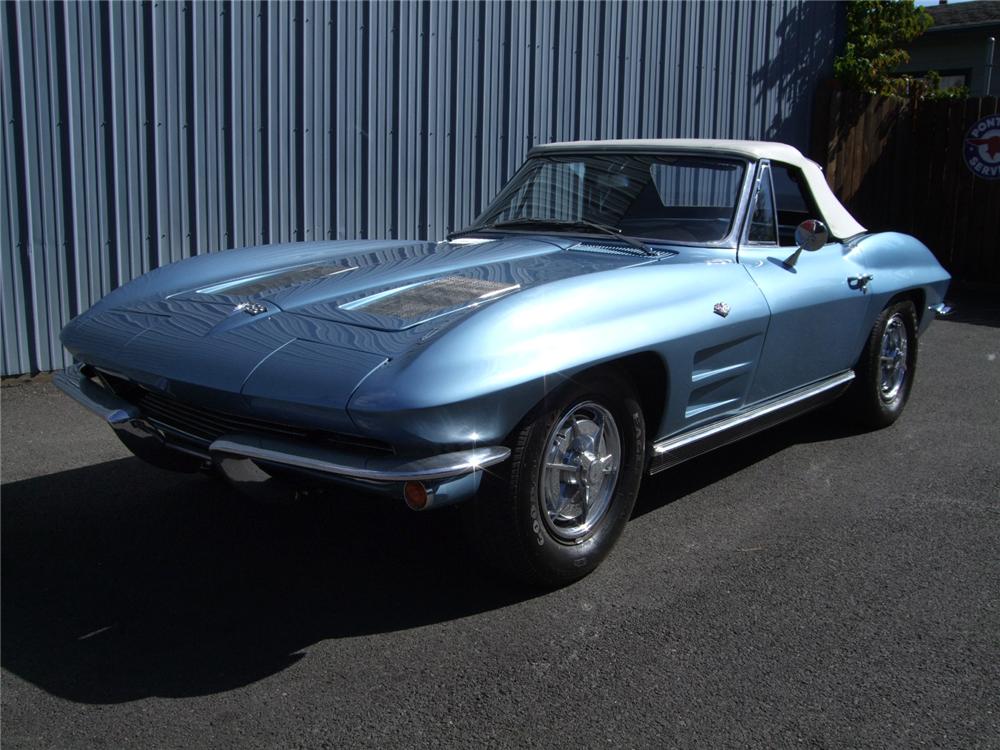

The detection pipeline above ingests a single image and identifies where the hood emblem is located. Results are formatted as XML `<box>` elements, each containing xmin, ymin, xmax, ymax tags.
<box><xmin>713</xmin><ymin>302</ymin><xmax>731</xmax><ymax>318</ymax></box>
<box><xmin>234</xmin><ymin>302</ymin><xmax>268</xmax><ymax>316</ymax></box>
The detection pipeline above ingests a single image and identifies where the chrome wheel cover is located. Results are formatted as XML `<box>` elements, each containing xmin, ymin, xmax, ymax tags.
<box><xmin>540</xmin><ymin>401</ymin><xmax>622</xmax><ymax>542</ymax></box>
<box><xmin>879</xmin><ymin>313</ymin><xmax>909</xmax><ymax>402</ymax></box>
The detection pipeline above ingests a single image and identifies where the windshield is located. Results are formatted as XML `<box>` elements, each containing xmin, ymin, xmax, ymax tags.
<box><xmin>472</xmin><ymin>153</ymin><xmax>747</xmax><ymax>244</ymax></box>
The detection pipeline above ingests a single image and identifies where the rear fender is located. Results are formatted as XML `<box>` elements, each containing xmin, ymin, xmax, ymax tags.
<box><xmin>853</xmin><ymin>233</ymin><xmax>950</xmax><ymax>337</ymax></box>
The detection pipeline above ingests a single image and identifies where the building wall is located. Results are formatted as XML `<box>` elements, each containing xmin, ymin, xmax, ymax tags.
<box><xmin>1</xmin><ymin>0</ymin><xmax>842</xmax><ymax>376</ymax></box>
<box><xmin>897</xmin><ymin>27</ymin><xmax>1000</xmax><ymax>96</ymax></box>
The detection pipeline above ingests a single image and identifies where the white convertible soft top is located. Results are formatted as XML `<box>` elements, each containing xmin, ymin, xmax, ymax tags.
<box><xmin>532</xmin><ymin>138</ymin><xmax>866</xmax><ymax>239</ymax></box>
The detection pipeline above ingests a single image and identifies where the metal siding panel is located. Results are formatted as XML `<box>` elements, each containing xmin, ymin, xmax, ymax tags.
<box><xmin>73</xmin><ymin>2</ymin><xmax>96</xmax><ymax>309</ymax></box>
<box><xmin>647</xmin><ymin>0</ymin><xmax>661</xmax><ymax>136</ymax></box>
<box><xmin>209</xmin><ymin>0</ymin><xmax>224</xmax><ymax>252</ymax></box>
<box><xmin>459</xmin><ymin>0</ymin><xmax>475</xmax><ymax>225</ymax></box>
<box><xmin>397</xmin><ymin>1</ymin><xmax>412</xmax><ymax>238</ymax></box>
<box><xmin>151</xmin><ymin>0</ymin><xmax>167</xmax><ymax>266</ymax></box>
<box><xmin>229</xmin><ymin>2</ymin><xmax>246</xmax><ymax>247</ymax></box>
<box><xmin>716</xmin><ymin>1</ymin><xmax>734</xmax><ymax>138</ymax></box>
<box><xmin>191</xmin><ymin>1</ymin><xmax>206</xmax><ymax>254</ymax></box>
<box><xmin>625</xmin><ymin>0</ymin><xmax>644</xmax><ymax>138</ymax></box>
<box><xmin>267</xmin><ymin>1</ymin><xmax>279</xmax><ymax>242</ymax></box>
<box><xmin>302</xmin><ymin>0</ymin><xmax>316</xmax><ymax>241</ymax></box>
<box><xmin>128</xmin><ymin>2</ymin><xmax>151</xmax><ymax>279</ymax></box>
<box><xmin>733</xmin><ymin>0</ymin><xmax>751</xmax><ymax>139</ymax></box>
<box><xmin>0</xmin><ymin>117</ymin><xmax>19</xmax><ymax>372</ymax></box>
<box><xmin>599</xmin><ymin>1</ymin><xmax>619</xmax><ymax>140</ymax></box>
<box><xmin>334</xmin><ymin>1</ymin><xmax>348</xmax><ymax>239</ymax></box>
<box><xmin>16</xmin><ymin>2</ymin><xmax>50</xmax><ymax>371</ymax></box>
<box><xmin>372</xmin><ymin>2</ymin><xmax>387</xmax><ymax>239</ymax></box>
<box><xmin>701</xmin><ymin>1</ymin><xmax>718</xmax><ymax>138</ymax></box>
<box><xmin>43</xmin><ymin>2</ymin><xmax>71</xmax><ymax>369</ymax></box>
<box><xmin>322</xmin><ymin>1</ymin><xmax>333</xmax><ymax>239</ymax></box>
<box><xmin>429</xmin><ymin>1</ymin><xmax>448</xmax><ymax>240</ymax></box>
<box><xmin>1</xmin><ymin>2</ymin><xmax>29</xmax><ymax>374</ymax></box>
<box><xmin>171</xmin><ymin>3</ymin><xmax>188</xmax><ymax>262</ymax></box>
<box><xmin>282</xmin><ymin>1</ymin><xmax>294</xmax><ymax>243</ymax></box>
<box><xmin>107</xmin><ymin>2</ymin><xmax>128</xmax><ymax>283</ymax></box>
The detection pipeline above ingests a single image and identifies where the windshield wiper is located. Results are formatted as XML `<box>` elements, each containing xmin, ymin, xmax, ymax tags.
<box><xmin>450</xmin><ymin>218</ymin><xmax>655</xmax><ymax>256</ymax></box>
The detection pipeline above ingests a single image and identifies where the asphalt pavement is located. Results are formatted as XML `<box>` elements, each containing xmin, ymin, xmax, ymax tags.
<box><xmin>2</xmin><ymin>308</ymin><xmax>998</xmax><ymax>749</ymax></box>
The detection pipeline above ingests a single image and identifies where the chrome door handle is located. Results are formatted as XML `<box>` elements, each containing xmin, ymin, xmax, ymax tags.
<box><xmin>848</xmin><ymin>274</ymin><xmax>873</xmax><ymax>293</ymax></box>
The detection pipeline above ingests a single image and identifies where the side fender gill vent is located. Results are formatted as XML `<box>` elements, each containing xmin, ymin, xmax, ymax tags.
<box><xmin>197</xmin><ymin>264</ymin><xmax>357</xmax><ymax>297</ymax></box>
<box><xmin>342</xmin><ymin>276</ymin><xmax>519</xmax><ymax>321</ymax></box>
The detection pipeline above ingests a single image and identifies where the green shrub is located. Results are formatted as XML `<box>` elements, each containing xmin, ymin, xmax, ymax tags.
<box><xmin>834</xmin><ymin>0</ymin><xmax>967</xmax><ymax>99</ymax></box>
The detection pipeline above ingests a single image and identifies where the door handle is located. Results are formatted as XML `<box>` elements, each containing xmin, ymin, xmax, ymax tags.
<box><xmin>848</xmin><ymin>274</ymin><xmax>873</xmax><ymax>293</ymax></box>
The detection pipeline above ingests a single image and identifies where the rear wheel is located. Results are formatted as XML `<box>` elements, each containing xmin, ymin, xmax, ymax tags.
<box><xmin>465</xmin><ymin>369</ymin><xmax>646</xmax><ymax>588</ymax></box>
<box><xmin>849</xmin><ymin>300</ymin><xmax>918</xmax><ymax>428</ymax></box>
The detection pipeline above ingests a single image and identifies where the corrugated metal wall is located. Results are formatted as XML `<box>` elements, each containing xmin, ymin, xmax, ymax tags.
<box><xmin>1</xmin><ymin>0</ymin><xmax>841</xmax><ymax>375</ymax></box>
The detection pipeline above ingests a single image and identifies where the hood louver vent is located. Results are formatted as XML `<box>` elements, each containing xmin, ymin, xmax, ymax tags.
<box><xmin>197</xmin><ymin>264</ymin><xmax>356</xmax><ymax>297</ymax></box>
<box><xmin>342</xmin><ymin>276</ymin><xmax>519</xmax><ymax>321</ymax></box>
<box><xmin>568</xmin><ymin>242</ymin><xmax>677</xmax><ymax>258</ymax></box>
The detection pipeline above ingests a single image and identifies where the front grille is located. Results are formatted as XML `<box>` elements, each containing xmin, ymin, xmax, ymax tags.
<box><xmin>97</xmin><ymin>370</ymin><xmax>393</xmax><ymax>454</ymax></box>
<box><xmin>136</xmin><ymin>390</ymin><xmax>307</xmax><ymax>443</ymax></box>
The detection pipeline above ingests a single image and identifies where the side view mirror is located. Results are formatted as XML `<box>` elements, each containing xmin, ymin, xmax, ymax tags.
<box><xmin>794</xmin><ymin>219</ymin><xmax>829</xmax><ymax>252</ymax></box>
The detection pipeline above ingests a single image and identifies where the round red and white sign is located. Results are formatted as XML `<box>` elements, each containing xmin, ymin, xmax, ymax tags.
<box><xmin>963</xmin><ymin>114</ymin><xmax>1000</xmax><ymax>180</ymax></box>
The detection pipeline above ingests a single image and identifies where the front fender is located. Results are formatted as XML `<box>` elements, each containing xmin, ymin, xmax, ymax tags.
<box><xmin>347</xmin><ymin>260</ymin><xmax>771</xmax><ymax>448</ymax></box>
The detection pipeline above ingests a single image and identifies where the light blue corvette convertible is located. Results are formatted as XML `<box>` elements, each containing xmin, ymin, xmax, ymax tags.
<box><xmin>57</xmin><ymin>139</ymin><xmax>951</xmax><ymax>586</ymax></box>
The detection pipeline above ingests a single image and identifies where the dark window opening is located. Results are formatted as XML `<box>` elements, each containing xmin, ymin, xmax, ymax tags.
<box><xmin>771</xmin><ymin>163</ymin><xmax>824</xmax><ymax>247</ymax></box>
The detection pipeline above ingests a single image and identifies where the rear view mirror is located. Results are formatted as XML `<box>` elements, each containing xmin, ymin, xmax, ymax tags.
<box><xmin>794</xmin><ymin>219</ymin><xmax>829</xmax><ymax>252</ymax></box>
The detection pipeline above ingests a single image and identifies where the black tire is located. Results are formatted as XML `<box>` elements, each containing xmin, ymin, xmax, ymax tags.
<box><xmin>849</xmin><ymin>300</ymin><xmax>918</xmax><ymax>429</ymax></box>
<box><xmin>464</xmin><ymin>369</ymin><xmax>646</xmax><ymax>588</ymax></box>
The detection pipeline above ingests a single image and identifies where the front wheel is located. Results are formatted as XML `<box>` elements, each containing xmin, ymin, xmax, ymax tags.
<box><xmin>849</xmin><ymin>300</ymin><xmax>919</xmax><ymax>428</ymax></box>
<box><xmin>465</xmin><ymin>369</ymin><xmax>646</xmax><ymax>588</ymax></box>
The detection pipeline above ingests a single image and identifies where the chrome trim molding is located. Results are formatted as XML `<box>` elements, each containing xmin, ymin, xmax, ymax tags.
<box><xmin>53</xmin><ymin>364</ymin><xmax>139</xmax><ymax>425</ymax></box>
<box><xmin>648</xmin><ymin>370</ymin><xmax>855</xmax><ymax>475</ymax></box>
<box><xmin>210</xmin><ymin>434</ymin><xmax>511</xmax><ymax>483</ymax></box>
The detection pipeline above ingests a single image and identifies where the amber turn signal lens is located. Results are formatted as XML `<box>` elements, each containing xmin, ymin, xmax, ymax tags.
<box><xmin>403</xmin><ymin>481</ymin><xmax>428</xmax><ymax>510</ymax></box>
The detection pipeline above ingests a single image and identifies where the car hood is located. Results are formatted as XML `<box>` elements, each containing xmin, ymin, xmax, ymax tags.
<box><xmin>61</xmin><ymin>236</ymin><xmax>652</xmax><ymax>426</ymax></box>
<box><xmin>161</xmin><ymin>235</ymin><xmax>645</xmax><ymax>331</ymax></box>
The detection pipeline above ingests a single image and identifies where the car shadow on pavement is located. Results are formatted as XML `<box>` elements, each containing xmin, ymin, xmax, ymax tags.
<box><xmin>938</xmin><ymin>285</ymin><xmax>1000</xmax><ymax>329</ymax></box>
<box><xmin>1</xmin><ymin>459</ymin><xmax>534</xmax><ymax>704</ymax></box>
<box><xmin>1</xmin><ymin>409</ymin><xmax>865</xmax><ymax>705</ymax></box>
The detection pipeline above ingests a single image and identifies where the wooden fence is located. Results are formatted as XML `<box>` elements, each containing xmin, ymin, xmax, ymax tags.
<box><xmin>811</xmin><ymin>86</ymin><xmax>1000</xmax><ymax>286</ymax></box>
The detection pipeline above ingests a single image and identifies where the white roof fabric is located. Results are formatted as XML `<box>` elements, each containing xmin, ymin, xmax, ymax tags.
<box><xmin>533</xmin><ymin>139</ymin><xmax>867</xmax><ymax>239</ymax></box>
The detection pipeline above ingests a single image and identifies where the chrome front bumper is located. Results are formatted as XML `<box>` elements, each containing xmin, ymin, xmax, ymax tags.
<box><xmin>53</xmin><ymin>363</ymin><xmax>139</xmax><ymax>425</ymax></box>
<box><xmin>53</xmin><ymin>363</ymin><xmax>510</xmax><ymax>484</ymax></box>
<box><xmin>209</xmin><ymin>434</ymin><xmax>508</xmax><ymax>483</ymax></box>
